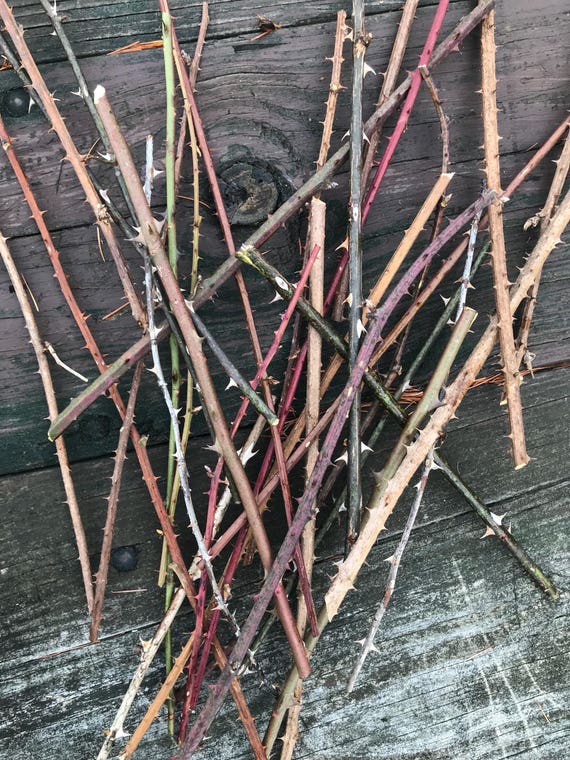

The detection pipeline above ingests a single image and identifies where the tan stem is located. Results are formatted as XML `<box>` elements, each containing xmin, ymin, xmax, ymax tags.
<box><xmin>0</xmin><ymin>233</ymin><xmax>93</xmax><ymax>611</ymax></box>
<box><xmin>481</xmin><ymin>10</ymin><xmax>529</xmax><ymax>468</ymax></box>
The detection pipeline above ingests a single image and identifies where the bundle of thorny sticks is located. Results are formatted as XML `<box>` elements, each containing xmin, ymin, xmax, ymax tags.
<box><xmin>1</xmin><ymin>0</ymin><xmax>567</xmax><ymax>757</ymax></box>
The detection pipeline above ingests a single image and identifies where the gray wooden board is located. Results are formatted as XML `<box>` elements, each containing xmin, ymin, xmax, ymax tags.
<box><xmin>0</xmin><ymin>363</ymin><xmax>569</xmax><ymax>758</ymax></box>
<box><xmin>1</xmin><ymin>0</ymin><xmax>569</xmax><ymax>470</ymax></box>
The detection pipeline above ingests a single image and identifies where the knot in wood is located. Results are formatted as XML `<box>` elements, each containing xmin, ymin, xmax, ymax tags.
<box><xmin>218</xmin><ymin>159</ymin><xmax>279</xmax><ymax>226</ymax></box>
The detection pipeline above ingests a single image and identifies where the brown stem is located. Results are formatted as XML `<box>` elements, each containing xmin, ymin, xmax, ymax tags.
<box><xmin>280</xmin><ymin>198</ymin><xmax>327</xmax><ymax>759</ymax></box>
<box><xmin>90</xmin><ymin>361</ymin><xmax>144</xmax><ymax>642</ymax></box>
<box><xmin>481</xmin><ymin>10</ymin><xmax>529</xmax><ymax>468</ymax></box>
<box><xmin>0</xmin><ymin>233</ymin><xmax>93</xmax><ymax>611</ymax></box>
<box><xmin>516</xmin><ymin>125</ymin><xmax>570</xmax><ymax>367</ymax></box>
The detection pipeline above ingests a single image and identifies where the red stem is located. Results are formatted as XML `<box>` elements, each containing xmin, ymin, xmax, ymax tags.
<box><xmin>362</xmin><ymin>0</ymin><xmax>449</xmax><ymax>221</ymax></box>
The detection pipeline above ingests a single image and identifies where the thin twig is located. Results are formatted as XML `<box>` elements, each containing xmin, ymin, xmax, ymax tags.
<box><xmin>143</xmin><ymin>256</ymin><xmax>234</xmax><ymax>627</ymax></box>
<box><xmin>89</xmin><ymin>361</ymin><xmax>143</xmax><ymax>642</ymax></box>
<box><xmin>44</xmin><ymin>341</ymin><xmax>89</xmax><ymax>383</ymax></box>
<box><xmin>0</xmin><ymin>233</ymin><xmax>94</xmax><ymax>612</ymax></box>
<box><xmin>481</xmin><ymin>9</ymin><xmax>529</xmax><ymax>468</ymax></box>
<box><xmin>334</xmin><ymin>0</ymin><xmax>419</xmax><ymax>318</ymax></box>
<box><xmin>346</xmin><ymin>0</ymin><xmax>369</xmax><ymax>547</ymax></box>
<box><xmin>419</xmin><ymin>64</ymin><xmax>450</xmax><ymax>175</ymax></box>
<box><xmin>119</xmin><ymin>633</ymin><xmax>195</xmax><ymax>758</ymax></box>
<box><xmin>517</xmin><ymin>125</ymin><xmax>570</xmax><ymax>368</ymax></box>
<box><xmin>455</xmin><ymin>209</ymin><xmax>483</xmax><ymax>324</ymax></box>
<box><xmin>346</xmin><ymin>449</ymin><xmax>434</xmax><ymax>693</ymax></box>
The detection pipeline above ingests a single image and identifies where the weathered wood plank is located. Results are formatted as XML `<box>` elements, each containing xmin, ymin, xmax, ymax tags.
<box><xmin>6</xmin><ymin>1</ymin><xmax>455</xmax><ymax>62</ymax></box>
<box><xmin>0</xmin><ymin>381</ymin><xmax>568</xmax><ymax>756</ymax></box>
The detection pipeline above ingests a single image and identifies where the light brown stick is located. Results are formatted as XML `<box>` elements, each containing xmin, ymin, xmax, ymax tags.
<box><xmin>0</xmin><ymin>233</ymin><xmax>93</xmax><ymax>611</ymax></box>
<box><xmin>90</xmin><ymin>361</ymin><xmax>143</xmax><ymax>642</ymax></box>
<box><xmin>517</xmin><ymin>125</ymin><xmax>570</xmax><ymax>367</ymax></box>
<box><xmin>280</xmin><ymin>199</ymin><xmax>326</xmax><ymax>760</ymax></box>
<box><xmin>481</xmin><ymin>10</ymin><xmax>529</xmax><ymax>468</ymax></box>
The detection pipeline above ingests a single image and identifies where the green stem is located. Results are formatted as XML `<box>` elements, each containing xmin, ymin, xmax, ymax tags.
<box><xmin>162</xmin><ymin>10</ymin><xmax>181</xmax><ymax>737</ymax></box>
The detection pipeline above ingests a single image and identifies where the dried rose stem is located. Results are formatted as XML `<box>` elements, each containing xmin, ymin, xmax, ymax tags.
<box><xmin>262</xmin><ymin>191</ymin><xmax>570</xmax><ymax>756</ymax></box>
<box><xmin>90</xmin><ymin>361</ymin><xmax>143</xmax><ymax>642</ymax></box>
<box><xmin>144</xmin><ymin>259</ymin><xmax>233</xmax><ymax>625</ymax></box>
<box><xmin>481</xmin><ymin>10</ymin><xmax>529</xmax><ymax>468</ymax></box>
<box><xmin>159</xmin><ymin>3</ymin><xmax>208</xmax><ymax>600</ymax></box>
<box><xmin>94</xmin><ymin>85</ymin><xmax>309</xmax><ymax>678</ymax></box>
<box><xmin>0</xmin><ymin>0</ymin><xmax>145</xmax><ymax>325</ymax></box>
<box><xmin>369</xmin><ymin>237</ymin><xmax>475</xmax><ymax>367</ymax></box>
<box><xmin>49</xmin><ymin>1</ymin><xmax>497</xmax><ymax>435</ymax></box>
<box><xmin>280</xmin><ymin>198</ymin><xmax>327</xmax><ymax>760</ymax></box>
<box><xmin>362</xmin><ymin>0</ymin><xmax>450</xmax><ymax>221</ymax></box>
<box><xmin>334</xmin><ymin>0</ymin><xmax>419</xmax><ymax>318</ymax></box>
<box><xmin>0</xmin><ymin>233</ymin><xmax>94</xmax><ymax>612</ymax></box>
<box><xmin>345</xmin><ymin>0</ymin><xmax>369</xmax><ymax>546</ymax></box>
<box><xmin>97</xmin><ymin>588</ymin><xmax>187</xmax><ymax>759</ymax></box>
<box><xmin>517</xmin><ymin>125</ymin><xmax>570</xmax><ymax>367</ymax></box>
<box><xmin>364</xmin><ymin>172</ymin><xmax>453</xmax><ymax>321</ymax></box>
<box><xmin>210</xmin><ymin>245</ymin><xmax>323</xmax><ymax>633</ymax></box>
<box><xmin>254</xmin><ymin>9</ymin><xmax>346</xmax><ymax>508</ymax></box>
<box><xmin>345</xmin><ymin>437</ymin><xmax>431</xmax><ymax>693</ymax></box>
<box><xmin>98</xmin><ymin>577</ymin><xmax>263</xmax><ymax>760</ymax></box>
<box><xmin>119</xmin><ymin>633</ymin><xmax>195</xmax><ymax>759</ymax></box>
<box><xmin>361</xmin><ymin>0</ymin><xmax>419</xmax><ymax>187</ymax></box>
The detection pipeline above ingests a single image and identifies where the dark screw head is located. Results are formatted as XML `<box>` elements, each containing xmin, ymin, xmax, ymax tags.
<box><xmin>2</xmin><ymin>88</ymin><xmax>29</xmax><ymax>118</ymax></box>
<box><xmin>110</xmin><ymin>545</ymin><xmax>139</xmax><ymax>573</ymax></box>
